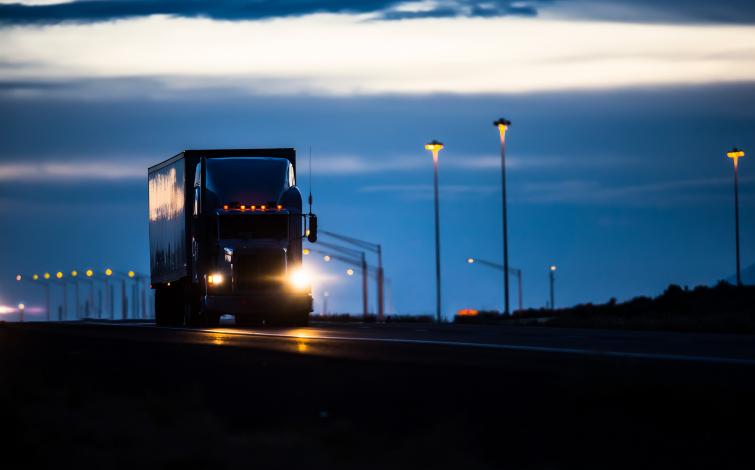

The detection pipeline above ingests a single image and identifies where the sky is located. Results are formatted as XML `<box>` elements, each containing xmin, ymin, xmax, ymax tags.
<box><xmin>1</xmin><ymin>0</ymin><xmax>754</xmax><ymax>319</ymax></box>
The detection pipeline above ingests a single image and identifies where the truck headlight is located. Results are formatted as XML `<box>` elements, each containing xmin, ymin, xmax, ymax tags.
<box><xmin>208</xmin><ymin>273</ymin><xmax>224</xmax><ymax>286</ymax></box>
<box><xmin>288</xmin><ymin>268</ymin><xmax>310</xmax><ymax>291</ymax></box>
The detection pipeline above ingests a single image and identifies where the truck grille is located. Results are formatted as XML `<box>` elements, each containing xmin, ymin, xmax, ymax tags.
<box><xmin>234</xmin><ymin>251</ymin><xmax>286</xmax><ymax>291</ymax></box>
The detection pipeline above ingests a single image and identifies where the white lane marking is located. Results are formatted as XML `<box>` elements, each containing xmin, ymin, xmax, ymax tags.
<box><xmin>78</xmin><ymin>321</ymin><xmax>755</xmax><ymax>366</ymax></box>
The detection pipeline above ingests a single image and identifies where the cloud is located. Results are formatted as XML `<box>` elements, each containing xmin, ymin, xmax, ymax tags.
<box><xmin>0</xmin><ymin>160</ymin><xmax>146</xmax><ymax>180</ymax></box>
<box><xmin>1</xmin><ymin>14</ymin><xmax>754</xmax><ymax>96</ymax></box>
<box><xmin>0</xmin><ymin>0</ymin><xmax>544</xmax><ymax>25</ymax></box>
<box><xmin>518</xmin><ymin>176</ymin><xmax>753</xmax><ymax>205</ymax></box>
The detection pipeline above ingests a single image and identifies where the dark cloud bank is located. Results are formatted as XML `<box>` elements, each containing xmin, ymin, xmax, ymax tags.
<box><xmin>1</xmin><ymin>0</ymin><xmax>754</xmax><ymax>25</ymax></box>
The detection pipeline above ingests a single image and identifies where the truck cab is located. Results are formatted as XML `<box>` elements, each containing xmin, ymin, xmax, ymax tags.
<box><xmin>148</xmin><ymin>149</ymin><xmax>316</xmax><ymax>327</ymax></box>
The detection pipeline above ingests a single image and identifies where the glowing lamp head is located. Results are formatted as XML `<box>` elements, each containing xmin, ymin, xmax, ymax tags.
<box><xmin>105</xmin><ymin>268</ymin><xmax>113</xmax><ymax>277</ymax></box>
<box><xmin>71</xmin><ymin>270</ymin><xmax>78</xmax><ymax>277</ymax></box>
<box><xmin>33</xmin><ymin>274</ymin><xmax>39</xmax><ymax>281</ymax></box>
<box><xmin>18</xmin><ymin>303</ymin><xmax>25</xmax><ymax>310</ymax></box>
<box><xmin>207</xmin><ymin>273</ymin><xmax>224</xmax><ymax>286</ymax></box>
<box><xmin>56</xmin><ymin>271</ymin><xmax>63</xmax><ymax>279</ymax></box>
<box><xmin>128</xmin><ymin>270</ymin><xmax>135</xmax><ymax>278</ymax></box>
<box><xmin>424</xmin><ymin>140</ymin><xmax>444</xmax><ymax>153</ymax></box>
<box><xmin>323</xmin><ymin>255</ymin><xmax>331</xmax><ymax>262</ymax></box>
<box><xmin>44</xmin><ymin>273</ymin><xmax>50</xmax><ymax>280</ymax></box>
<box><xmin>86</xmin><ymin>269</ymin><xmax>93</xmax><ymax>278</ymax></box>
<box><xmin>493</xmin><ymin>117</ymin><xmax>511</xmax><ymax>131</ymax></box>
<box><xmin>288</xmin><ymin>268</ymin><xmax>311</xmax><ymax>291</ymax></box>
<box><xmin>550</xmin><ymin>265</ymin><xmax>557</xmax><ymax>272</ymax></box>
<box><xmin>303</xmin><ymin>248</ymin><xmax>310</xmax><ymax>255</ymax></box>
<box><xmin>467</xmin><ymin>258</ymin><xmax>475</xmax><ymax>264</ymax></box>
<box><xmin>346</xmin><ymin>268</ymin><xmax>355</xmax><ymax>276</ymax></box>
<box><xmin>727</xmin><ymin>147</ymin><xmax>745</xmax><ymax>168</ymax></box>
<box><xmin>15</xmin><ymin>274</ymin><xmax>22</xmax><ymax>281</ymax></box>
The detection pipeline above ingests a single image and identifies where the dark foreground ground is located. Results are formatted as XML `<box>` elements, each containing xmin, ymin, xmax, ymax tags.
<box><xmin>1</xmin><ymin>322</ymin><xmax>755</xmax><ymax>469</ymax></box>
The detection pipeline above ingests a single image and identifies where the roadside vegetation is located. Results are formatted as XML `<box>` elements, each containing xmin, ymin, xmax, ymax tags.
<box><xmin>455</xmin><ymin>282</ymin><xmax>755</xmax><ymax>335</ymax></box>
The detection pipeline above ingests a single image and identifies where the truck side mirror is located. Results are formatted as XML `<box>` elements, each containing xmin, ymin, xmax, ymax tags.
<box><xmin>307</xmin><ymin>214</ymin><xmax>318</xmax><ymax>243</ymax></box>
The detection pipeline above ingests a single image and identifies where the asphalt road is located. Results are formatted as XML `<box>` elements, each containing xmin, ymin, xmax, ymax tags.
<box><xmin>2</xmin><ymin>321</ymin><xmax>755</xmax><ymax>469</ymax></box>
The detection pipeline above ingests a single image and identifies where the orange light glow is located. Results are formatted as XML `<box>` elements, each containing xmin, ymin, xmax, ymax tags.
<box><xmin>105</xmin><ymin>268</ymin><xmax>113</xmax><ymax>276</ymax></box>
<box><xmin>277</xmin><ymin>204</ymin><xmax>283</xmax><ymax>210</ymax></box>
<box><xmin>457</xmin><ymin>308</ymin><xmax>479</xmax><ymax>317</ymax></box>
<box><xmin>727</xmin><ymin>148</ymin><xmax>745</xmax><ymax>168</ymax></box>
<box><xmin>71</xmin><ymin>270</ymin><xmax>78</xmax><ymax>277</ymax></box>
<box><xmin>240</xmin><ymin>205</ymin><xmax>246</xmax><ymax>210</ymax></box>
<box><xmin>56</xmin><ymin>271</ymin><xmax>63</xmax><ymax>279</ymax></box>
<box><xmin>128</xmin><ymin>271</ymin><xmax>135</xmax><ymax>278</ymax></box>
<box><xmin>86</xmin><ymin>269</ymin><xmax>93</xmax><ymax>277</ymax></box>
<box><xmin>261</xmin><ymin>205</ymin><xmax>267</xmax><ymax>211</ymax></box>
<box><xmin>223</xmin><ymin>204</ymin><xmax>229</xmax><ymax>210</ymax></box>
<box><xmin>251</xmin><ymin>205</ymin><xmax>257</xmax><ymax>211</ymax></box>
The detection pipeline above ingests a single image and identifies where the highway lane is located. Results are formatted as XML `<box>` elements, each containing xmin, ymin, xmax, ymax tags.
<box><xmin>55</xmin><ymin>320</ymin><xmax>755</xmax><ymax>366</ymax></box>
<box><xmin>3</xmin><ymin>320</ymin><xmax>755</xmax><ymax>469</ymax></box>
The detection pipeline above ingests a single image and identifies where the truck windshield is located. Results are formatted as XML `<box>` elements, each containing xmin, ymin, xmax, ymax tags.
<box><xmin>206</xmin><ymin>157</ymin><xmax>291</xmax><ymax>208</ymax></box>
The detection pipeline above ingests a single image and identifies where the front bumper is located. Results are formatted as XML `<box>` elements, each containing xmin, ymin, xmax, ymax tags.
<box><xmin>204</xmin><ymin>292</ymin><xmax>312</xmax><ymax>316</ymax></box>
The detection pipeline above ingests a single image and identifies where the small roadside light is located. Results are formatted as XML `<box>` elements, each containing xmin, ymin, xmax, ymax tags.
<box><xmin>208</xmin><ymin>273</ymin><xmax>224</xmax><ymax>285</ymax></box>
<box><xmin>15</xmin><ymin>274</ymin><xmax>22</xmax><ymax>281</ymax></box>
<box><xmin>467</xmin><ymin>258</ymin><xmax>475</xmax><ymax>264</ymax></box>
<box><xmin>303</xmin><ymin>249</ymin><xmax>310</xmax><ymax>255</ymax></box>
<box><xmin>71</xmin><ymin>270</ymin><xmax>78</xmax><ymax>277</ymax></box>
<box><xmin>105</xmin><ymin>268</ymin><xmax>113</xmax><ymax>277</ymax></box>
<box><xmin>324</xmin><ymin>255</ymin><xmax>331</xmax><ymax>262</ymax></box>
<box><xmin>44</xmin><ymin>273</ymin><xmax>50</xmax><ymax>280</ymax></box>
<box><xmin>346</xmin><ymin>268</ymin><xmax>355</xmax><ymax>276</ymax></box>
<box><xmin>56</xmin><ymin>271</ymin><xmax>63</xmax><ymax>279</ymax></box>
<box><xmin>261</xmin><ymin>205</ymin><xmax>267</xmax><ymax>211</ymax></box>
<box><xmin>240</xmin><ymin>205</ymin><xmax>246</xmax><ymax>211</ymax></box>
<box><xmin>86</xmin><ymin>269</ymin><xmax>93</xmax><ymax>277</ymax></box>
<box><xmin>550</xmin><ymin>265</ymin><xmax>557</xmax><ymax>272</ymax></box>
<box><xmin>33</xmin><ymin>274</ymin><xmax>39</xmax><ymax>280</ymax></box>
<box><xmin>457</xmin><ymin>308</ymin><xmax>479</xmax><ymax>317</ymax></box>
<box><xmin>251</xmin><ymin>205</ymin><xmax>256</xmax><ymax>211</ymax></box>
<box><xmin>18</xmin><ymin>303</ymin><xmax>25</xmax><ymax>310</ymax></box>
<box><xmin>276</xmin><ymin>204</ymin><xmax>283</xmax><ymax>210</ymax></box>
<box><xmin>128</xmin><ymin>270</ymin><xmax>135</xmax><ymax>278</ymax></box>
<box><xmin>223</xmin><ymin>204</ymin><xmax>229</xmax><ymax>210</ymax></box>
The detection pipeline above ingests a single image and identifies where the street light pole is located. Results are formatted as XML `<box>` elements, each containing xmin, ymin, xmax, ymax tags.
<box><xmin>549</xmin><ymin>265</ymin><xmax>557</xmax><ymax>310</ymax></box>
<box><xmin>425</xmin><ymin>140</ymin><xmax>444</xmax><ymax>323</ymax></box>
<box><xmin>727</xmin><ymin>148</ymin><xmax>745</xmax><ymax>286</ymax></box>
<box><xmin>466</xmin><ymin>257</ymin><xmax>524</xmax><ymax>312</ymax></box>
<box><xmin>494</xmin><ymin>118</ymin><xmax>512</xmax><ymax>316</ymax></box>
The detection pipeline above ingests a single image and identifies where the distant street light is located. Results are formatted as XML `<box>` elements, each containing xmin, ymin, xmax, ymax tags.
<box><xmin>18</xmin><ymin>303</ymin><xmax>25</xmax><ymax>322</ymax></box>
<box><xmin>494</xmin><ymin>117</ymin><xmax>512</xmax><ymax>316</ymax></box>
<box><xmin>425</xmin><ymin>139</ymin><xmax>444</xmax><ymax>323</ymax></box>
<box><xmin>727</xmin><ymin>147</ymin><xmax>745</xmax><ymax>286</ymax></box>
<box><xmin>346</xmin><ymin>268</ymin><xmax>355</xmax><ymax>276</ymax></box>
<box><xmin>549</xmin><ymin>265</ymin><xmax>557</xmax><ymax>310</ymax></box>
<box><xmin>465</xmin><ymin>257</ymin><xmax>524</xmax><ymax>312</ymax></box>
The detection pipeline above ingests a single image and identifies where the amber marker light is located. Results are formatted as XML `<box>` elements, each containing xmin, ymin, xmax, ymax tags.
<box><xmin>251</xmin><ymin>205</ymin><xmax>256</xmax><ymax>211</ymax></box>
<box><xmin>240</xmin><ymin>205</ymin><xmax>246</xmax><ymax>211</ymax></box>
<box><xmin>277</xmin><ymin>204</ymin><xmax>283</xmax><ymax>210</ymax></box>
<box><xmin>223</xmin><ymin>204</ymin><xmax>229</xmax><ymax>210</ymax></box>
<box><xmin>261</xmin><ymin>205</ymin><xmax>267</xmax><ymax>211</ymax></box>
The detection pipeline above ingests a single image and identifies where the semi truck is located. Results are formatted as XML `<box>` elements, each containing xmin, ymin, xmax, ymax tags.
<box><xmin>148</xmin><ymin>148</ymin><xmax>317</xmax><ymax>327</ymax></box>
